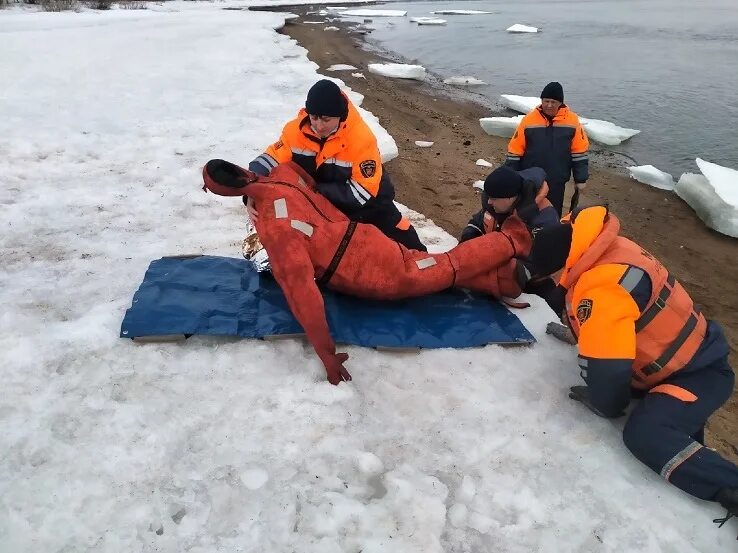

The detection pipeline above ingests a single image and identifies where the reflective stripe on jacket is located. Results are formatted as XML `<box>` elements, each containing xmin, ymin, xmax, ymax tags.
<box><xmin>506</xmin><ymin>105</ymin><xmax>589</xmax><ymax>186</ymax></box>
<box><xmin>558</xmin><ymin>207</ymin><xmax>707</xmax><ymax>414</ymax></box>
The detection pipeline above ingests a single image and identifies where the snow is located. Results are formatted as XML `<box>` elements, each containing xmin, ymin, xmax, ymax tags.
<box><xmin>368</xmin><ymin>62</ymin><xmax>426</xmax><ymax>80</ymax></box>
<box><xmin>628</xmin><ymin>165</ymin><xmax>675</xmax><ymax>191</ymax></box>
<box><xmin>430</xmin><ymin>10</ymin><xmax>494</xmax><ymax>15</ymax></box>
<box><xmin>410</xmin><ymin>17</ymin><xmax>447</xmax><ymax>25</ymax></box>
<box><xmin>499</xmin><ymin>95</ymin><xmax>640</xmax><ymax>145</ymax></box>
<box><xmin>352</xmin><ymin>72</ymin><xmax>366</xmax><ymax>79</ymax></box>
<box><xmin>338</xmin><ymin>9</ymin><xmax>407</xmax><ymax>17</ymax></box>
<box><xmin>506</xmin><ymin>23</ymin><xmax>539</xmax><ymax>33</ymax></box>
<box><xmin>675</xmin><ymin>159</ymin><xmax>738</xmax><ymax>238</ymax></box>
<box><xmin>479</xmin><ymin>115</ymin><xmax>524</xmax><ymax>138</ymax></box>
<box><xmin>414</xmin><ymin>140</ymin><xmax>434</xmax><ymax>147</ymax></box>
<box><xmin>476</xmin><ymin>158</ymin><xmax>494</xmax><ymax>167</ymax></box>
<box><xmin>443</xmin><ymin>76</ymin><xmax>486</xmax><ymax>86</ymax></box>
<box><xmin>326</xmin><ymin>63</ymin><xmax>357</xmax><ymax>71</ymax></box>
<box><xmin>472</xmin><ymin>180</ymin><xmax>485</xmax><ymax>190</ymax></box>
<box><xmin>0</xmin><ymin>3</ymin><xmax>734</xmax><ymax>551</ymax></box>
<box><xmin>324</xmin><ymin>25</ymin><xmax>339</xmax><ymax>31</ymax></box>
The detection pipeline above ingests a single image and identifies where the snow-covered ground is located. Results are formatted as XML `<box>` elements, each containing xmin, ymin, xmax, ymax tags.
<box><xmin>0</xmin><ymin>3</ymin><xmax>734</xmax><ymax>552</ymax></box>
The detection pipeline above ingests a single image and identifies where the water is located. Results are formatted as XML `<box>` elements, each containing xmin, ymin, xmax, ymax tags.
<box><xmin>359</xmin><ymin>0</ymin><xmax>738</xmax><ymax>176</ymax></box>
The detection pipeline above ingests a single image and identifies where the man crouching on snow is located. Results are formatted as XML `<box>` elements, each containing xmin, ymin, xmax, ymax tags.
<box><xmin>203</xmin><ymin>159</ymin><xmax>532</xmax><ymax>385</ymax></box>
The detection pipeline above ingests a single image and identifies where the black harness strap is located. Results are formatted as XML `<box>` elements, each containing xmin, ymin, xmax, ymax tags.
<box><xmin>317</xmin><ymin>221</ymin><xmax>357</xmax><ymax>286</ymax></box>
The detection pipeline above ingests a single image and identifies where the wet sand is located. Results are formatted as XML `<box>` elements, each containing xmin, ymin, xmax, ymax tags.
<box><xmin>276</xmin><ymin>12</ymin><xmax>737</xmax><ymax>462</ymax></box>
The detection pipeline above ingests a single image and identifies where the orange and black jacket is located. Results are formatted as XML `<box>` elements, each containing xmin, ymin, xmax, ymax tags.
<box><xmin>557</xmin><ymin>207</ymin><xmax>725</xmax><ymax>417</ymax></box>
<box><xmin>249</xmin><ymin>95</ymin><xmax>393</xmax><ymax>219</ymax></box>
<box><xmin>505</xmin><ymin>105</ymin><xmax>589</xmax><ymax>187</ymax></box>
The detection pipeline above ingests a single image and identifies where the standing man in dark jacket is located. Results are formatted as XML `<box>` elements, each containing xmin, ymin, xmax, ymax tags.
<box><xmin>505</xmin><ymin>82</ymin><xmax>589</xmax><ymax>216</ymax></box>
<box><xmin>246</xmin><ymin>79</ymin><xmax>425</xmax><ymax>251</ymax></box>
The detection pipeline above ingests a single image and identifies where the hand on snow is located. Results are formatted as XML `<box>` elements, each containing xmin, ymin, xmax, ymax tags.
<box><xmin>245</xmin><ymin>196</ymin><xmax>259</xmax><ymax>224</ymax></box>
<box><xmin>569</xmin><ymin>386</ymin><xmax>624</xmax><ymax>418</ymax></box>
<box><xmin>325</xmin><ymin>352</ymin><xmax>352</xmax><ymax>385</ymax></box>
<box><xmin>545</xmin><ymin>322</ymin><xmax>577</xmax><ymax>345</ymax></box>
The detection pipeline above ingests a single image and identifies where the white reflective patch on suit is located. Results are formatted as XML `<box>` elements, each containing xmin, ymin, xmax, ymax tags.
<box><xmin>290</xmin><ymin>147</ymin><xmax>316</xmax><ymax>157</ymax></box>
<box><xmin>274</xmin><ymin>198</ymin><xmax>288</xmax><ymax>219</ymax></box>
<box><xmin>415</xmin><ymin>257</ymin><xmax>437</xmax><ymax>270</ymax></box>
<box><xmin>290</xmin><ymin>219</ymin><xmax>314</xmax><ymax>237</ymax></box>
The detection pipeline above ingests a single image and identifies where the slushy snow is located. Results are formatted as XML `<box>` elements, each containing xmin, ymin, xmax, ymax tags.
<box><xmin>352</xmin><ymin>72</ymin><xmax>366</xmax><ymax>79</ymax></box>
<box><xmin>676</xmin><ymin>159</ymin><xmax>738</xmax><ymax>238</ymax></box>
<box><xmin>0</xmin><ymin>3</ymin><xmax>734</xmax><ymax>552</ymax></box>
<box><xmin>628</xmin><ymin>165</ymin><xmax>676</xmax><ymax>191</ymax></box>
<box><xmin>444</xmin><ymin>76</ymin><xmax>486</xmax><ymax>86</ymax></box>
<box><xmin>506</xmin><ymin>24</ymin><xmax>539</xmax><ymax>33</ymax></box>
<box><xmin>499</xmin><ymin>95</ymin><xmax>641</xmax><ymax>146</ymax></box>
<box><xmin>368</xmin><ymin>62</ymin><xmax>426</xmax><ymax>80</ymax></box>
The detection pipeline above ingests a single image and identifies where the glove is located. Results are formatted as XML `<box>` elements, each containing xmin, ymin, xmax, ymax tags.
<box><xmin>324</xmin><ymin>352</ymin><xmax>352</xmax><ymax>385</ymax></box>
<box><xmin>569</xmin><ymin>386</ymin><xmax>624</xmax><ymax>418</ymax></box>
<box><xmin>546</xmin><ymin>322</ymin><xmax>577</xmax><ymax>345</ymax></box>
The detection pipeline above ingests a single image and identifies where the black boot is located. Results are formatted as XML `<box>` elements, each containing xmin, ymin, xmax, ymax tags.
<box><xmin>714</xmin><ymin>488</ymin><xmax>738</xmax><ymax>539</ymax></box>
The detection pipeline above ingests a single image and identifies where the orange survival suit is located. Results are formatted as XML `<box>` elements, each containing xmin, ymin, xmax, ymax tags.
<box><xmin>203</xmin><ymin>160</ymin><xmax>531</xmax><ymax>385</ymax></box>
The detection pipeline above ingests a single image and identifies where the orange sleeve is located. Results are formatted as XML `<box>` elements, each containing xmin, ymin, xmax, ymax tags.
<box><xmin>570</xmin><ymin>115</ymin><xmax>589</xmax><ymax>155</ymax></box>
<box><xmin>348</xmin><ymin>141</ymin><xmax>382</xmax><ymax>199</ymax></box>
<box><xmin>263</xmin><ymin>123</ymin><xmax>295</xmax><ymax>166</ymax></box>
<box><xmin>507</xmin><ymin>117</ymin><xmax>528</xmax><ymax>157</ymax></box>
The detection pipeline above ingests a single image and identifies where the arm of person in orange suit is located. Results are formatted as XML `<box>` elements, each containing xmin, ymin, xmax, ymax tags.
<box><xmin>258</xmin><ymin>224</ymin><xmax>352</xmax><ymax>385</ymax></box>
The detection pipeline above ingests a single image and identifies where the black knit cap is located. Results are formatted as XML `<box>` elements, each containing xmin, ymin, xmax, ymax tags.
<box><xmin>529</xmin><ymin>223</ymin><xmax>574</xmax><ymax>276</ymax></box>
<box><xmin>484</xmin><ymin>166</ymin><xmax>524</xmax><ymax>199</ymax></box>
<box><xmin>540</xmin><ymin>81</ymin><xmax>564</xmax><ymax>103</ymax></box>
<box><xmin>305</xmin><ymin>79</ymin><xmax>348</xmax><ymax>119</ymax></box>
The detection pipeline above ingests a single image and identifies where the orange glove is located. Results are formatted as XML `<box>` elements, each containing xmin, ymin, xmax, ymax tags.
<box><xmin>322</xmin><ymin>352</ymin><xmax>352</xmax><ymax>385</ymax></box>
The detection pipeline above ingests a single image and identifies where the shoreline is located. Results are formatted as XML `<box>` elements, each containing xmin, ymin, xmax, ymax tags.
<box><xmin>276</xmin><ymin>10</ymin><xmax>737</xmax><ymax>461</ymax></box>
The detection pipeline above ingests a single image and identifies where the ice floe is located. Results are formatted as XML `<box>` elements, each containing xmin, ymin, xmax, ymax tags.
<box><xmin>506</xmin><ymin>24</ymin><xmax>539</xmax><ymax>33</ymax></box>
<box><xmin>324</xmin><ymin>26</ymin><xmax>339</xmax><ymax>31</ymax></box>
<box><xmin>410</xmin><ymin>17</ymin><xmax>447</xmax><ymax>25</ymax></box>
<box><xmin>628</xmin><ymin>165</ymin><xmax>675</xmax><ymax>191</ymax></box>
<box><xmin>431</xmin><ymin>10</ymin><xmax>494</xmax><ymax>15</ymax></box>
<box><xmin>473</xmin><ymin>180</ymin><xmax>485</xmax><ymax>190</ymax></box>
<box><xmin>351</xmin><ymin>72</ymin><xmax>366</xmax><ymax>79</ymax></box>
<box><xmin>368</xmin><ymin>63</ymin><xmax>426</xmax><ymax>80</ymax></box>
<box><xmin>326</xmin><ymin>64</ymin><xmax>357</xmax><ymax>71</ymax></box>
<box><xmin>415</xmin><ymin>140</ymin><xmax>434</xmax><ymax>147</ymax></box>
<box><xmin>479</xmin><ymin>115</ymin><xmax>524</xmax><ymax>138</ymax></box>
<box><xmin>476</xmin><ymin>158</ymin><xmax>494</xmax><ymax>167</ymax></box>
<box><xmin>676</xmin><ymin>159</ymin><xmax>738</xmax><ymax>238</ymax></box>
<box><xmin>443</xmin><ymin>76</ymin><xmax>486</xmax><ymax>86</ymax></box>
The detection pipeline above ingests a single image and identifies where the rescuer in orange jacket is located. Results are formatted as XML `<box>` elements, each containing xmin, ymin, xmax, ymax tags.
<box><xmin>525</xmin><ymin>206</ymin><xmax>738</xmax><ymax>528</ymax></box>
<box><xmin>203</xmin><ymin>159</ymin><xmax>531</xmax><ymax>386</ymax></box>
<box><xmin>505</xmin><ymin>82</ymin><xmax>589</xmax><ymax>216</ymax></box>
<box><xmin>247</xmin><ymin>79</ymin><xmax>426</xmax><ymax>251</ymax></box>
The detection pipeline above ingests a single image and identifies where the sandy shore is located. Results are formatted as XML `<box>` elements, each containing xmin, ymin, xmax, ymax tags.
<box><xmin>274</xmin><ymin>11</ymin><xmax>737</xmax><ymax>461</ymax></box>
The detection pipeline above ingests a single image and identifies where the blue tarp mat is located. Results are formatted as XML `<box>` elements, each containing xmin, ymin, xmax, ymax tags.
<box><xmin>120</xmin><ymin>255</ymin><xmax>535</xmax><ymax>348</ymax></box>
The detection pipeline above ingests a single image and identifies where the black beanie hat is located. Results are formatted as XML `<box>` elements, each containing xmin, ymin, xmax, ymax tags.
<box><xmin>484</xmin><ymin>166</ymin><xmax>524</xmax><ymax>198</ymax></box>
<box><xmin>529</xmin><ymin>223</ymin><xmax>574</xmax><ymax>276</ymax></box>
<box><xmin>305</xmin><ymin>79</ymin><xmax>348</xmax><ymax>119</ymax></box>
<box><xmin>540</xmin><ymin>81</ymin><xmax>564</xmax><ymax>103</ymax></box>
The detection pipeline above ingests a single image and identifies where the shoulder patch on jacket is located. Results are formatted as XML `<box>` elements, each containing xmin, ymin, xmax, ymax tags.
<box><xmin>273</xmin><ymin>139</ymin><xmax>284</xmax><ymax>150</ymax></box>
<box><xmin>576</xmin><ymin>299</ymin><xmax>593</xmax><ymax>324</ymax></box>
<box><xmin>359</xmin><ymin>159</ymin><xmax>376</xmax><ymax>178</ymax></box>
